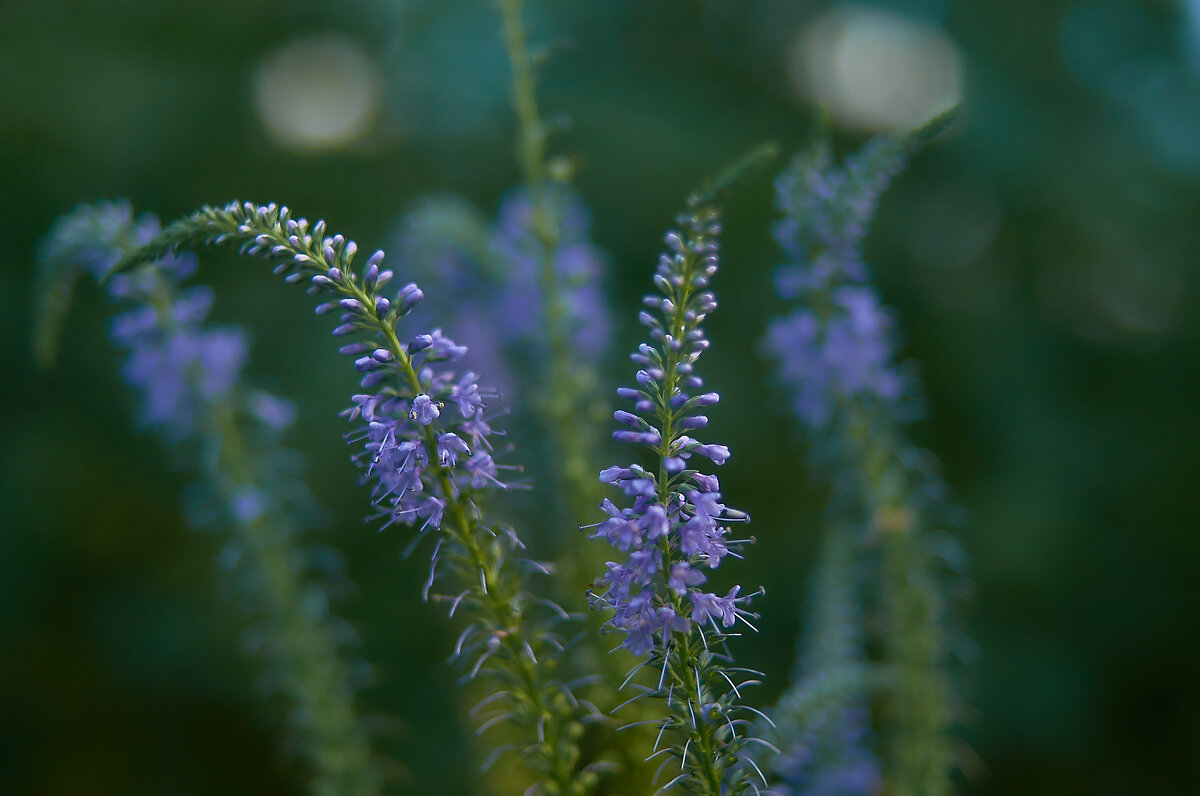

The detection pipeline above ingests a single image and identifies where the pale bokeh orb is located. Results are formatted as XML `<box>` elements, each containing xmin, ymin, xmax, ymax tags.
<box><xmin>253</xmin><ymin>33</ymin><xmax>382</xmax><ymax>153</ymax></box>
<box><xmin>792</xmin><ymin>7</ymin><xmax>964</xmax><ymax>131</ymax></box>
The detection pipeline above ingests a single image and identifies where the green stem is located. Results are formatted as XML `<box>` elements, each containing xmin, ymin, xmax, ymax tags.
<box><xmin>498</xmin><ymin>6</ymin><xmax>631</xmax><ymax>788</ymax></box>
<box><xmin>498</xmin><ymin>0</ymin><xmax>600</xmax><ymax>522</ymax></box>
<box><xmin>146</xmin><ymin>267</ymin><xmax>379</xmax><ymax>794</ymax></box>
<box><xmin>845</xmin><ymin>407</ymin><xmax>952</xmax><ymax>796</ymax></box>
<box><xmin>213</xmin><ymin>406</ymin><xmax>380</xmax><ymax>796</ymax></box>
<box><xmin>647</xmin><ymin>214</ymin><xmax>730</xmax><ymax>796</ymax></box>
<box><xmin>358</xmin><ymin>285</ymin><xmax>583</xmax><ymax>793</ymax></box>
<box><xmin>500</xmin><ymin>0</ymin><xmax>548</xmax><ymax>193</ymax></box>
<box><xmin>109</xmin><ymin>203</ymin><xmax>590</xmax><ymax>792</ymax></box>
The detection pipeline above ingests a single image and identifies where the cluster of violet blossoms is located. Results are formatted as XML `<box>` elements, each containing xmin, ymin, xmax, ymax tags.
<box><xmin>763</xmin><ymin>139</ymin><xmax>910</xmax><ymax>428</ymax></box>
<box><xmin>392</xmin><ymin>185</ymin><xmax>610</xmax><ymax>394</ymax></box>
<box><xmin>228</xmin><ymin>208</ymin><xmax>509</xmax><ymax>535</ymax></box>
<box><xmin>490</xmin><ymin>185</ymin><xmax>611</xmax><ymax>358</ymax></box>
<box><xmin>761</xmin><ymin>121</ymin><xmax>958</xmax><ymax>796</ymax></box>
<box><xmin>91</xmin><ymin>200</ymin><xmax>510</xmax><ymax>537</ymax></box>
<box><xmin>41</xmin><ymin>202</ymin><xmax>252</xmax><ymax>440</ymax></box>
<box><xmin>588</xmin><ymin>204</ymin><xmax>753</xmax><ymax>657</ymax></box>
<box><xmin>39</xmin><ymin>202</ymin><xmax>383</xmax><ymax>796</ymax></box>
<box><xmin>101</xmin><ymin>200</ymin><xmax>588</xmax><ymax>793</ymax></box>
<box><xmin>341</xmin><ymin>327</ymin><xmax>504</xmax><ymax>535</ymax></box>
<box><xmin>772</xmin><ymin>706</ymin><xmax>881</xmax><ymax>796</ymax></box>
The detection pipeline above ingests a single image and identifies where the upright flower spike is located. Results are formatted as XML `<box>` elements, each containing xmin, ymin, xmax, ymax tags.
<box><xmin>391</xmin><ymin>187</ymin><xmax>611</xmax><ymax>411</ymax></box>
<box><xmin>762</xmin><ymin>112</ymin><xmax>961</xmax><ymax>796</ymax></box>
<box><xmin>36</xmin><ymin>202</ymin><xmax>382</xmax><ymax>796</ymax></box>
<box><xmin>490</xmin><ymin>185</ymin><xmax>612</xmax><ymax>362</ymax></box>
<box><xmin>764</xmin><ymin>109</ymin><xmax>955</xmax><ymax>427</ymax></box>
<box><xmin>586</xmin><ymin>184</ymin><xmax>770</xmax><ymax>795</ymax></box>
<box><xmin>106</xmin><ymin>201</ymin><xmax>596</xmax><ymax>796</ymax></box>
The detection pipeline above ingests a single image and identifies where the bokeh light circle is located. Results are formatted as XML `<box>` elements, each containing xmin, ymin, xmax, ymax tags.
<box><xmin>253</xmin><ymin>33</ymin><xmax>382</xmax><ymax>153</ymax></box>
<box><xmin>792</xmin><ymin>7</ymin><xmax>964</xmax><ymax>131</ymax></box>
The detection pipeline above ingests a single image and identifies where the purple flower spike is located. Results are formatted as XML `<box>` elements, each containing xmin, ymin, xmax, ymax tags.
<box><xmin>86</xmin><ymin>197</ymin><xmax>597</xmax><ymax>793</ymax></box>
<box><xmin>581</xmin><ymin>186</ymin><xmax>767</xmax><ymax>793</ymax></box>
<box><xmin>44</xmin><ymin>204</ymin><xmax>247</xmax><ymax>440</ymax></box>
<box><xmin>764</xmin><ymin>136</ymin><xmax>911</xmax><ymax>428</ymax></box>
<box><xmin>41</xmin><ymin>202</ymin><xmax>388</xmax><ymax>795</ymax></box>
<box><xmin>490</xmin><ymin>186</ymin><xmax>612</xmax><ymax>358</ymax></box>
<box><xmin>586</xmin><ymin>195</ymin><xmax>755</xmax><ymax>655</ymax></box>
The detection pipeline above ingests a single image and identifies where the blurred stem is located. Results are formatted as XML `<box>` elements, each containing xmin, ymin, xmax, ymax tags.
<box><xmin>845</xmin><ymin>406</ymin><xmax>952</xmax><ymax>796</ymax></box>
<box><xmin>500</xmin><ymin>0</ymin><xmax>548</xmax><ymax>192</ymax></box>
<box><xmin>73</xmin><ymin>231</ymin><xmax>381</xmax><ymax>794</ymax></box>
<box><xmin>767</xmin><ymin>474</ymin><xmax>877</xmax><ymax>777</ymax></box>
<box><xmin>211</xmin><ymin>405</ymin><xmax>381</xmax><ymax>796</ymax></box>
<box><xmin>878</xmin><ymin>521</ymin><xmax>951</xmax><ymax>796</ymax></box>
<box><xmin>499</xmin><ymin>5</ymin><xmax>635</xmax><ymax>789</ymax></box>
<box><xmin>498</xmin><ymin>0</ymin><xmax>602</xmax><ymax>524</ymax></box>
<box><xmin>157</xmin><ymin>272</ymin><xmax>377</xmax><ymax>794</ymax></box>
<box><xmin>801</xmin><ymin>521</ymin><xmax>860</xmax><ymax>678</ymax></box>
<box><xmin>120</xmin><ymin>205</ymin><xmax>591</xmax><ymax>794</ymax></box>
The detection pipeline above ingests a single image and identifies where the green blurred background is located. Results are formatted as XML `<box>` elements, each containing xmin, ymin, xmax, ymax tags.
<box><xmin>3</xmin><ymin>0</ymin><xmax>1199</xmax><ymax>793</ymax></box>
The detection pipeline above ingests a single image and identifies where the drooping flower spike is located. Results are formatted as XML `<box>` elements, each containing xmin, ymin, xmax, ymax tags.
<box><xmin>585</xmin><ymin>146</ymin><xmax>778</xmax><ymax>795</ymax></box>
<box><xmin>764</xmin><ymin>110</ymin><xmax>956</xmax><ymax>428</ymax></box>
<box><xmin>762</xmin><ymin>112</ymin><xmax>961</xmax><ymax>796</ymax></box>
<box><xmin>36</xmin><ymin>202</ymin><xmax>382</xmax><ymax>796</ymax></box>
<box><xmin>105</xmin><ymin>201</ymin><xmax>597</xmax><ymax>795</ymax></box>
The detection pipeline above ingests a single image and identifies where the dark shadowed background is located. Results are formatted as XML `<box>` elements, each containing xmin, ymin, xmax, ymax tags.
<box><xmin>2</xmin><ymin>0</ymin><xmax>1198</xmax><ymax>793</ymax></box>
